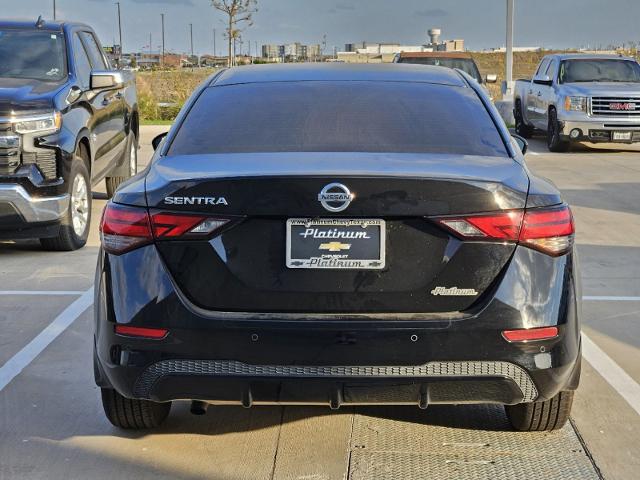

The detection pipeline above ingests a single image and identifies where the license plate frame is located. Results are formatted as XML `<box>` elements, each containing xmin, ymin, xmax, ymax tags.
<box><xmin>286</xmin><ymin>218</ymin><xmax>386</xmax><ymax>270</ymax></box>
<box><xmin>612</xmin><ymin>131</ymin><xmax>633</xmax><ymax>141</ymax></box>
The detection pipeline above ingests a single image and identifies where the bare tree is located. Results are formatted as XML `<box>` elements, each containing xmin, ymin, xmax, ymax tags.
<box><xmin>212</xmin><ymin>0</ymin><xmax>257</xmax><ymax>67</ymax></box>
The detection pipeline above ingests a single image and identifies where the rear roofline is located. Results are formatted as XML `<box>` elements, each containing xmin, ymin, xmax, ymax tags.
<box><xmin>210</xmin><ymin>63</ymin><xmax>467</xmax><ymax>87</ymax></box>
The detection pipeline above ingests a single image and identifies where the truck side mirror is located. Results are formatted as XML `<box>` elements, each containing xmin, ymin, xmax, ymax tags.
<box><xmin>90</xmin><ymin>71</ymin><xmax>124</xmax><ymax>90</ymax></box>
<box><xmin>533</xmin><ymin>75</ymin><xmax>552</xmax><ymax>86</ymax></box>
<box><xmin>486</xmin><ymin>74</ymin><xmax>498</xmax><ymax>83</ymax></box>
<box><xmin>152</xmin><ymin>132</ymin><xmax>168</xmax><ymax>151</ymax></box>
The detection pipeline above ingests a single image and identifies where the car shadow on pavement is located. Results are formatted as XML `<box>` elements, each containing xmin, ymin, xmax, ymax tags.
<box><xmin>560</xmin><ymin>183</ymin><xmax>640</xmax><ymax>216</ymax></box>
<box><xmin>96</xmin><ymin>403</ymin><xmax>515</xmax><ymax>440</ymax></box>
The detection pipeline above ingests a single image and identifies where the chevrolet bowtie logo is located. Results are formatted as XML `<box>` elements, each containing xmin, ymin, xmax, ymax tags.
<box><xmin>319</xmin><ymin>242</ymin><xmax>351</xmax><ymax>252</ymax></box>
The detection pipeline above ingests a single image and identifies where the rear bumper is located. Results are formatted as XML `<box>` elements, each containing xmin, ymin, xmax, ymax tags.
<box><xmin>94</xmin><ymin>244</ymin><xmax>582</xmax><ymax>407</ymax></box>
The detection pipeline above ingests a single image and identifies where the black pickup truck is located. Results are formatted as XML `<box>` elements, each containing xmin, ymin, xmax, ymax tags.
<box><xmin>0</xmin><ymin>19</ymin><xmax>138</xmax><ymax>250</ymax></box>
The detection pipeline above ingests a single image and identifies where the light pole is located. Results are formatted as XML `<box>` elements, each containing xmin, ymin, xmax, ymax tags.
<box><xmin>115</xmin><ymin>2</ymin><xmax>123</xmax><ymax>67</ymax></box>
<box><xmin>189</xmin><ymin>23</ymin><xmax>194</xmax><ymax>58</ymax></box>
<box><xmin>213</xmin><ymin>28</ymin><xmax>216</xmax><ymax>57</ymax></box>
<box><xmin>189</xmin><ymin>23</ymin><xmax>198</xmax><ymax>68</ymax></box>
<box><xmin>504</xmin><ymin>0</ymin><xmax>515</xmax><ymax>99</ymax></box>
<box><xmin>160</xmin><ymin>13</ymin><xmax>165</xmax><ymax>67</ymax></box>
<box><xmin>53</xmin><ymin>0</ymin><xmax>57</xmax><ymax>20</ymax></box>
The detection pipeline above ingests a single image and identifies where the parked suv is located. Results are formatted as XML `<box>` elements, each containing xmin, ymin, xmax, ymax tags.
<box><xmin>514</xmin><ymin>54</ymin><xmax>640</xmax><ymax>151</ymax></box>
<box><xmin>0</xmin><ymin>19</ymin><xmax>138</xmax><ymax>250</ymax></box>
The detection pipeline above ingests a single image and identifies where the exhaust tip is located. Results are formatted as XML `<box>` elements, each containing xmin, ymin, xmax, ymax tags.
<box><xmin>190</xmin><ymin>400</ymin><xmax>209</xmax><ymax>415</ymax></box>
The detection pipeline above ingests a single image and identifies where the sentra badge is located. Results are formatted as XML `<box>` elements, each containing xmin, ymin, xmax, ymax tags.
<box><xmin>164</xmin><ymin>196</ymin><xmax>228</xmax><ymax>206</ymax></box>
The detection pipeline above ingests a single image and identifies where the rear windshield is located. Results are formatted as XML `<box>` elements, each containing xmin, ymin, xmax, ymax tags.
<box><xmin>169</xmin><ymin>81</ymin><xmax>507</xmax><ymax>157</ymax></box>
<box><xmin>559</xmin><ymin>59</ymin><xmax>640</xmax><ymax>83</ymax></box>
<box><xmin>398</xmin><ymin>57</ymin><xmax>482</xmax><ymax>83</ymax></box>
<box><xmin>0</xmin><ymin>29</ymin><xmax>67</xmax><ymax>81</ymax></box>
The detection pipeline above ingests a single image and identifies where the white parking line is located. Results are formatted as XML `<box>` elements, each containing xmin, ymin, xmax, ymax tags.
<box><xmin>0</xmin><ymin>291</ymin><xmax>85</xmax><ymax>296</ymax></box>
<box><xmin>528</xmin><ymin>151</ymin><xmax>541</xmax><ymax>156</ymax></box>
<box><xmin>582</xmin><ymin>332</ymin><xmax>640</xmax><ymax>416</ymax></box>
<box><xmin>583</xmin><ymin>296</ymin><xmax>640</xmax><ymax>301</ymax></box>
<box><xmin>0</xmin><ymin>287</ymin><xmax>93</xmax><ymax>393</ymax></box>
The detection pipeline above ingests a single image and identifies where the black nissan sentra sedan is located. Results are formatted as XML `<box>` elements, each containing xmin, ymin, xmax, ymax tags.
<box><xmin>94</xmin><ymin>64</ymin><xmax>580</xmax><ymax>432</ymax></box>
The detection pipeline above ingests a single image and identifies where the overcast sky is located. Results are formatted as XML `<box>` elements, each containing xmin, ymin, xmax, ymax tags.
<box><xmin>7</xmin><ymin>0</ymin><xmax>640</xmax><ymax>55</ymax></box>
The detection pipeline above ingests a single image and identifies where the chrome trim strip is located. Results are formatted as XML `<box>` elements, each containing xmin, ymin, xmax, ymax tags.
<box><xmin>0</xmin><ymin>112</ymin><xmax>56</xmax><ymax>124</ymax></box>
<box><xmin>0</xmin><ymin>184</ymin><xmax>69</xmax><ymax>223</ymax></box>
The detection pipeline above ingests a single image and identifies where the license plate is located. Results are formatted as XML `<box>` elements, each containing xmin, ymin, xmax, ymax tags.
<box><xmin>286</xmin><ymin>218</ymin><xmax>386</xmax><ymax>270</ymax></box>
<box><xmin>613</xmin><ymin>131</ymin><xmax>632</xmax><ymax>141</ymax></box>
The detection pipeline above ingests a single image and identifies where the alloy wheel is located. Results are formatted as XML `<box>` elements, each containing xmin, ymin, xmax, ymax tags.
<box><xmin>71</xmin><ymin>173</ymin><xmax>89</xmax><ymax>237</ymax></box>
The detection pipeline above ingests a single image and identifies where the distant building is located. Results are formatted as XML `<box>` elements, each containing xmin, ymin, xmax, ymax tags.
<box><xmin>261</xmin><ymin>42</ymin><xmax>322</xmax><ymax>61</ymax></box>
<box><xmin>339</xmin><ymin>28</ymin><xmax>465</xmax><ymax>63</ymax></box>
<box><xmin>436</xmin><ymin>39</ymin><xmax>464</xmax><ymax>52</ymax></box>
<box><xmin>262</xmin><ymin>44</ymin><xmax>279</xmax><ymax>59</ymax></box>
<box><xmin>337</xmin><ymin>42</ymin><xmax>433</xmax><ymax>63</ymax></box>
<box><xmin>307</xmin><ymin>44</ymin><xmax>321</xmax><ymax>59</ymax></box>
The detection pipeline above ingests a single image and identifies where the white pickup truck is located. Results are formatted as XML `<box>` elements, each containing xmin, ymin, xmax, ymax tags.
<box><xmin>514</xmin><ymin>54</ymin><xmax>640</xmax><ymax>151</ymax></box>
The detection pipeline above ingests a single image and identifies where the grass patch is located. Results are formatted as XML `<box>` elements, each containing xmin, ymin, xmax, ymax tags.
<box><xmin>141</xmin><ymin>119</ymin><xmax>174</xmax><ymax>126</ymax></box>
<box><xmin>136</xmin><ymin>69</ymin><xmax>217</xmax><ymax>123</ymax></box>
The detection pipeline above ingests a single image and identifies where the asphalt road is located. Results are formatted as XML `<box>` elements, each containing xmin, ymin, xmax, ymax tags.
<box><xmin>0</xmin><ymin>126</ymin><xmax>638</xmax><ymax>479</ymax></box>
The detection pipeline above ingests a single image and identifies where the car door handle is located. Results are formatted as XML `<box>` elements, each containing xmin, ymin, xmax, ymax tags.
<box><xmin>537</xmin><ymin>92</ymin><xmax>542</xmax><ymax>96</ymax></box>
<box><xmin>528</xmin><ymin>89</ymin><xmax>533</xmax><ymax>94</ymax></box>
<box><xmin>114</xmin><ymin>92</ymin><xmax>123</xmax><ymax>100</ymax></box>
<box><xmin>102</xmin><ymin>97</ymin><xmax>113</xmax><ymax>106</ymax></box>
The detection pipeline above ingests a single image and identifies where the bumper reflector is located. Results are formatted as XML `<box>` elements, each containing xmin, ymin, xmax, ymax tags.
<box><xmin>502</xmin><ymin>326</ymin><xmax>558</xmax><ymax>342</ymax></box>
<box><xmin>115</xmin><ymin>325</ymin><xmax>168</xmax><ymax>339</ymax></box>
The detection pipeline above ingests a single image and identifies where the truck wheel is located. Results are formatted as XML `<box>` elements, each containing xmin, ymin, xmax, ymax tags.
<box><xmin>514</xmin><ymin>100</ymin><xmax>534</xmax><ymax>138</ymax></box>
<box><xmin>547</xmin><ymin>108</ymin><xmax>570</xmax><ymax>152</ymax></box>
<box><xmin>106</xmin><ymin>132</ymin><xmax>137</xmax><ymax>198</ymax></box>
<box><xmin>40</xmin><ymin>147</ymin><xmax>91</xmax><ymax>251</ymax></box>
<box><xmin>505</xmin><ymin>390</ymin><xmax>574</xmax><ymax>431</ymax></box>
<box><xmin>101</xmin><ymin>388</ymin><xmax>171</xmax><ymax>429</ymax></box>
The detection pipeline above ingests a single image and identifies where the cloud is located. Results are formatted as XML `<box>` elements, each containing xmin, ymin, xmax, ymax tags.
<box><xmin>414</xmin><ymin>8</ymin><xmax>448</xmax><ymax>17</ymax></box>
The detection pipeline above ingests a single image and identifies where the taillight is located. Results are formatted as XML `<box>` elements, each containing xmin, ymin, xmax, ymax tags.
<box><xmin>438</xmin><ymin>211</ymin><xmax>523</xmax><ymax>241</ymax></box>
<box><xmin>150</xmin><ymin>212</ymin><xmax>229</xmax><ymax>239</ymax></box>
<box><xmin>433</xmin><ymin>204</ymin><xmax>574</xmax><ymax>256</ymax></box>
<box><xmin>518</xmin><ymin>205</ymin><xmax>574</xmax><ymax>256</ymax></box>
<box><xmin>100</xmin><ymin>203</ymin><xmax>152</xmax><ymax>254</ymax></box>
<box><xmin>100</xmin><ymin>203</ymin><xmax>231</xmax><ymax>255</ymax></box>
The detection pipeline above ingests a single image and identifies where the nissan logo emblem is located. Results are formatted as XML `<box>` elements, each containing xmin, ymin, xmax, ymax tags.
<box><xmin>318</xmin><ymin>183</ymin><xmax>354</xmax><ymax>212</ymax></box>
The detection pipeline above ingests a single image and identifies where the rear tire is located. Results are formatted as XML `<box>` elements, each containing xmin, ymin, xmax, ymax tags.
<box><xmin>505</xmin><ymin>390</ymin><xmax>574</xmax><ymax>431</ymax></box>
<box><xmin>101</xmin><ymin>388</ymin><xmax>171</xmax><ymax>429</ymax></box>
<box><xmin>106</xmin><ymin>132</ymin><xmax>137</xmax><ymax>198</ymax></box>
<box><xmin>40</xmin><ymin>146</ymin><xmax>91</xmax><ymax>251</ymax></box>
<box><xmin>514</xmin><ymin>100</ymin><xmax>534</xmax><ymax>138</ymax></box>
<box><xmin>547</xmin><ymin>108</ymin><xmax>571</xmax><ymax>152</ymax></box>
